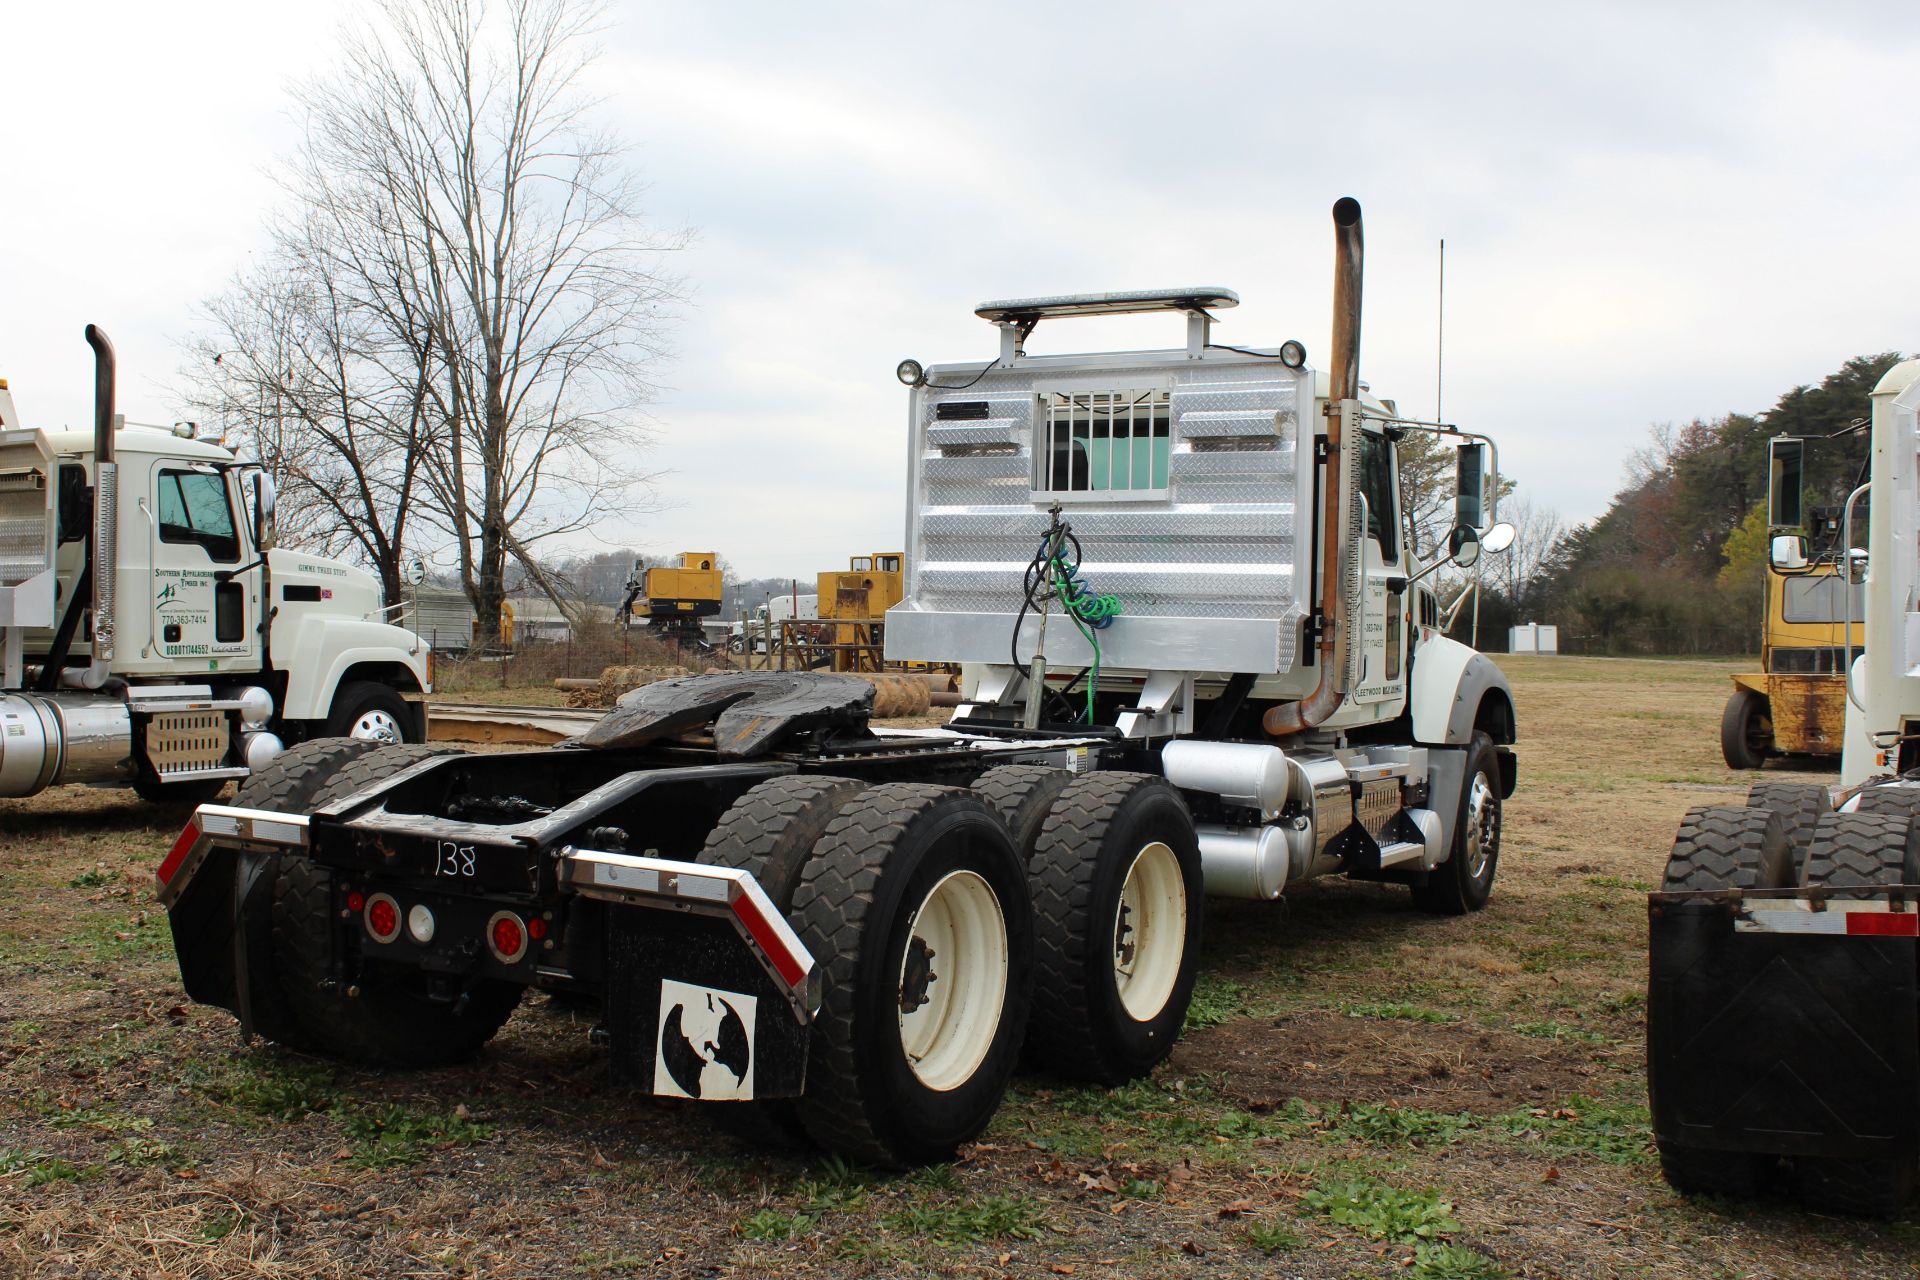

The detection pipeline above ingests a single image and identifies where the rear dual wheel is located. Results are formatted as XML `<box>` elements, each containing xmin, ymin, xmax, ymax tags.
<box><xmin>792</xmin><ymin>784</ymin><xmax>1032</xmax><ymax>1167</ymax></box>
<box><xmin>1027</xmin><ymin>773</ymin><xmax>1203</xmax><ymax>1086</ymax></box>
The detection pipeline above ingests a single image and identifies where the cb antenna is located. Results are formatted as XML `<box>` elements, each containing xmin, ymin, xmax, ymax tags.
<box><xmin>1435</xmin><ymin>237</ymin><xmax>1446</xmax><ymax>423</ymax></box>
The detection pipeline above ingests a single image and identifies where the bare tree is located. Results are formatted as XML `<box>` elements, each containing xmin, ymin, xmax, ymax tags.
<box><xmin>195</xmin><ymin>0</ymin><xmax>682</xmax><ymax>644</ymax></box>
<box><xmin>186</xmin><ymin>239</ymin><xmax>435</xmax><ymax>606</ymax></box>
<box><xmin>1485</xmin><ymin>492</ymin><xmax>1564</xmax><ymax>618</ymax></box>
<box><xmin>315</xmin><ymin>0</ymin><xmax>683</xmax><ymax>643</ymax></box>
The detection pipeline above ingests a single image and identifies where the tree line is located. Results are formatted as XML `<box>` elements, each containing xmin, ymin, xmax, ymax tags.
<box><xmin>1458</xmin><ymin>353</ymin><xmax>1897</xmax><ymax>655</ymax></box>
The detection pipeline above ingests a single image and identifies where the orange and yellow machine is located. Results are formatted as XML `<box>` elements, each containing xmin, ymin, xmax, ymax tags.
<box><xmin>816</xmin><ymin>552</ymin><xmax>904</xmax><ymax>672</ymax></box>
<box><xmin>1722</xmin><ymin>560</ymin><xmax>1854</xmax><ymax>768</ymax></box>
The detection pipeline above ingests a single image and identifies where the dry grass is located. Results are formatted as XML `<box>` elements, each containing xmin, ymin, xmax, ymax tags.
<box><xmin>1</xmin><ymin>656</ymin><xmax>1915</xmax><ymax>1278</ymax></box>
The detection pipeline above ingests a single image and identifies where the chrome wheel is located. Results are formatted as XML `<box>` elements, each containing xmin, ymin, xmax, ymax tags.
<box><xmin>1112</xmin><ymin>841</ymin><xmax>1187</xmax><ymax>1022</ymax></box>
<box><xmin>897</xmin><ymin>869</ymin><xmax>1008</xmax><ymax>1092</ymax></box>
<box><xmin>349</xmin><ymin>708</ymin><xmax>404</xmax><ymax>744</ymax></box>
<box><xmin>1462</xmin><ymin>772</ymin><xmax>1499</xmax><ymax>880</ymax></box>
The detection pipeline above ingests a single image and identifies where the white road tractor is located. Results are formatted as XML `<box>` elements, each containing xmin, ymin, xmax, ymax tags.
<box><xmin>157</xmin><ymin>201</ymin><xmax>1518</xmax><ymax>1169</ymax></box>
<box><xmin>0</xmin><ymin>327</ymin><xmax>431</xmax><ymax>805</ymax></box>
<box><xmin>1649</xmin><ymin>359</ymin><xmax>1920</xmax><ymax>1216</ymax></box>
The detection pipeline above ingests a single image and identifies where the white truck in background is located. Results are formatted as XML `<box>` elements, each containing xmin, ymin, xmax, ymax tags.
<box><xmin>0</xmin><ymin>327</ymin><xmax>432</xmax><ymax>805</ymax></box>
<box><xmin>1649</xmin><ymin>359</ymin><xmax>1920</xmax><ymax>1216</ymax></box>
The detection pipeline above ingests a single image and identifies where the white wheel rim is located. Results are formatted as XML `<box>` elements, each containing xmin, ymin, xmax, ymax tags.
<box><xmin>350</xmin><ymin>709</ymin><xmax>403</xmax><ymax>744</ymax></box>
<box><xmin>1113</xmin><ymin>841</ymin><xmax>1186</xmax><ymax>1022</ymax></box>
<box><xmin>897</xmin><ymin>869</ymin><xmax>1008</xmax><ymax>1092</ymax></box>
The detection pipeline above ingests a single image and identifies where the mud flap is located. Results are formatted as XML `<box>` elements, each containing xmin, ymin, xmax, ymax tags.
<box><xmin>603</xmin><ymin>906</ymin><xmax>808</xmax><ymax>1101</ymax></box>
<box><xmin>168</xmin><ymin>844</ymin><xmax>243</xmax><ymax>1016</ymax></box>
<box><xmin>1649</xmin><ymin>896</ymin><xmax>1920</xmax><ymax>1162</ymax></box>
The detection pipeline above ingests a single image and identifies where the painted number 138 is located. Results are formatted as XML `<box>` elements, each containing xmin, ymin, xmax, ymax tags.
<box><xmin>435</xmin><ymin>842</ymin><xmax>477</xmax><ymax>878</ymax></box>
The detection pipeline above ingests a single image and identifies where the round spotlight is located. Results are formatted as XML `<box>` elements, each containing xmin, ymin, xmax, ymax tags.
<box><xmin>407</xmin><ymin>903</ymin><xmax>437</xmax><ymax>944</ymax></box>
<box><xmin>896</xmin><ymin>358</ymin><xmax>925</xmax><ymax>387</ymax></box>
<box><xmin>1278</xmin><ymin>340</ymin><xmax>1307</xmax><ymax>369</ymax></box>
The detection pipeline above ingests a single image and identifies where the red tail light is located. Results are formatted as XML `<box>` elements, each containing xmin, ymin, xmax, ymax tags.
<box><xmin>364</xmin><ymin>893</ymin><xmax>401</xmax><ymax>944</ymax></box>
<box><xmin>487</xmin><ymin>911</ymin><xmax>527</xmax><ymax>963</ymax></box>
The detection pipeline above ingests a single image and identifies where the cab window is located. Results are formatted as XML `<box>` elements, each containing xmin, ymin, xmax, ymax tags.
<box><xmin>1358</xmin><ymin>432</ymin><xmax>1399</xmax><ymax>564</ymax></box>
<box><xmin>158</xmin><ymin>468</ymin><xmax>240</xmax><ymax>562</ymax></box>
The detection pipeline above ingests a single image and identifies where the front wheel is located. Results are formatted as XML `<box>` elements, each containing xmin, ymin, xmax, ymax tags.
<box><xmin>326</xmin><ymin>681</ymin><xmax>418</xmax><ymax>744</ymax></box>
<box><xmin>1721</xmin><ymin>687</ymin><xmax>1771</xmax><ymax>770</ymax></box>
<box><xmin>791</xmin><ymin>783</ymin><xmax>1032</xmax><ymax>1167</ymax></box>
<box><xmin>1412</xmin><ymin>732</ymin><xmax>1504</xmax><ymax>915</ymax></box>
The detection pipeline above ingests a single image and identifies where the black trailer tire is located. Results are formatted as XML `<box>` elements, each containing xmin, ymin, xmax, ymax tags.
<box><xmin>1413</xmin><ymin>732</ymin><xmax>1504</xmax><ymax>915</ymax></box>
<box><xmin>790</xmin><ymin>783</ymin><xmax>1033</xmax><ymax>1167</ymax></box>
<box><xmin>972</xmin><ymin>764</ymin><xmax>1077</xmax><ymax>864</ymax></box>
<box><xmin>192</xmin><ymin>738</ymin><xmax>383</xmax><ymax>1048</ymax></box>
<box><xmin>1793</xmin><ymin>1153</ymin><xmax>1918</xmax><ymax>1218</ymax></box>
<box><xmin>325</xmin><ymin>681</ymin><xmax>418</xmax><ymax>744</ymax></box>
<box><xmin>1721</xmin><ymin>687</ymin><xmax>1771</xmax><ymax>770</ymax></box>
<box><xmin>1661</xmin><ymin>805</ymin><xmax>1795</xmax><ymax>893</ymax></box>
<box><xmin>1745</xmin><ymin>780</ymin><xmax>1830</xmax><ymax>873</ymax></box>
<box><xmin>1851</xmin><ymin>784</ymin><xmax>1920</xmax><ymax>820</ymax></box>
<box><xmin>1027</xmin><ymin>773</ymin><xmax>1203</xmax><ymax>1085</ymax></box>
<box><xmin>1801</xmin><ymin>811</ymin><xmax>1920</xmax><ymax>897</ymax></box>
<box><xmin>270</xmin><ymin>743</ymin><xmax>522</xmax><ymax>1067</ymax></box>
<box><xmin>1658</xmin><ymin>1144</ymin><xmax>1775</xmax><ymax>1200</ymax></box>
<box><xmin>698</xmin><ymin>774</ymin><xmax>869</xmax><ymax>1150</ymax></box>
<box><xmin>700</xmin><ymin>774</ymin><xmax>870</xmax><ymax>906</ymax></box>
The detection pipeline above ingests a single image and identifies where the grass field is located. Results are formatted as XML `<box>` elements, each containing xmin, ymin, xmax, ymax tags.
<box><xmin>2</xmin><ymin>657</ymin><xmax>1916</xmax><ymax>1278</ymax></box>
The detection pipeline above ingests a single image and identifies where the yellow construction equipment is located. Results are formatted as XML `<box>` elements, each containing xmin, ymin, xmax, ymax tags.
<box><xmin>621</xmin><ymin>552</ymin><xmax>724</xmax><ymax>648</ymax></box>
<box><xmin>1722</xmin><ymin>558</ymin><xmax>1854</xmax><ymax>768</ymax></box>
<box><xmin>816</xmin><ymin>552</ymin><xmax>904</xmax><ymax>671</ymax></box>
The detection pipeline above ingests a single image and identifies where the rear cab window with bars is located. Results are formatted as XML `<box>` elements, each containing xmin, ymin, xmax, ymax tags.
<box><xmin>1035</xmin><ymin>387</ymin><xmax>1171</xmax><ymax>498</ymax></box>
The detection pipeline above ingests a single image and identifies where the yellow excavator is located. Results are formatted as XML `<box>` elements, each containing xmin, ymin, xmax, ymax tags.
<box><xmin>620</xmin><ymin>552</ymin><xmax>724</xmax><ymax>649</ymax></box>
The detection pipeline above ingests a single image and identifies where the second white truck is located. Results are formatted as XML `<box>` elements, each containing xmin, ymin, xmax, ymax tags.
<box><xmin>0</xmin><ymin>327</ymin><xmax>432</xmax><ymax>805</ymax></box>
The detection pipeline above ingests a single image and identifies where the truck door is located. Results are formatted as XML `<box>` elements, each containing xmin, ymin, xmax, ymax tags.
<box><xmin>1350</xmin><ymin>429</ymin><xmax>1408</xmax><ymax>717</ymax></box>
<box><xmin>151</xmin><ymin>464</ymin><xmax>261</xmax><ymax>671</ymax></box>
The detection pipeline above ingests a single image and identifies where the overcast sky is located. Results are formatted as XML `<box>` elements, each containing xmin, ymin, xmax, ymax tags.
<box><xmin>4</xmin><ymin>1</ymin><xmax>1918</xmax><ymax>580</ymax></box>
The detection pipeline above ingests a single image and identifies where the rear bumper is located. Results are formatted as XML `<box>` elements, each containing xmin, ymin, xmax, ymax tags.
<box><xmin>157</xmin><ymin>803</ymin><xmax>819</xmax><ymax>1100</ymax></box>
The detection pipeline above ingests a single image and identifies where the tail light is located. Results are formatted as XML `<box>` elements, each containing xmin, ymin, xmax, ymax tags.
<box><xmin>364</xmin><ymin>893</ymin><xmax>402</xmax><ymax>944</ymax></box>
<box><xmin>487</xmin><ymin>911</ymin><xmax>528</xmax><ymax>963</ymax></box>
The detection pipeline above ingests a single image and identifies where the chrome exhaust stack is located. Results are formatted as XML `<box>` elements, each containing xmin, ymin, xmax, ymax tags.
<box><xmin>1266</xmin><ymin>198</ymin><xmax>1363</xmax><ymax>739</ymax></box>
<box><xmin>84</xmin><ymin>325</ymin><xmax>117</xmax><ymax>669</ymax></box>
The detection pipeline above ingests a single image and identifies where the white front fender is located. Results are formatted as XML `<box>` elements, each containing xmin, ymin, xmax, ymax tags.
<box><xmin>1409</xmin><ymin>634</ymin><xmax>1515</xmax><ymax>746</ymax></box>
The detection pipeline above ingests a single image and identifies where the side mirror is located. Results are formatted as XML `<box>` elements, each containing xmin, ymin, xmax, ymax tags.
<box><xmin>247</xmin><ymin>469</ymin><xmax>278</xmax><ymax>551</ymax></box>
<box><xmin>1455</xmin><ymin>443</ymin><xmax>1488</xmax><ymax>530</ymax></box>
<box><xmin>1846</xmin><ymin>547</ymin><xmax>1869</xmax><ymax>585</ymax></box>
<box><xmin>1448</xmin><ymin>523</ymin><xmax>1483</xmax><ymax>568</ymax></box>
<box><xmin>1769</xmin><ymin>436</ymin><xmax>1806</xmax><ymax>530</ymax></box>
<box><xmin>401</xmin><ymin>556</ymin><xmax>427</xmax><ymax>586</ymax></box>
<box><xmin>1769</xmin><ymin>534</ymin><xmax>1808</xmax><ymax>571</ymax></box>
<box><xmin>1479</xmin><ymin>521</ymin><xmax>1516</xmax><ymax>555</ymax></box>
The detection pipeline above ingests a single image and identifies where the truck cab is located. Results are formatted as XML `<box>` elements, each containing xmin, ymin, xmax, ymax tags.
<box><xmin>0</xmin><ymin>330</ymin><xmax>430</xmax><ymax>803</ymax></box>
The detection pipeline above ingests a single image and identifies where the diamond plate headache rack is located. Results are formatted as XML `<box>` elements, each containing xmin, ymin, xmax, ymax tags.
<box><xmin>557</xmin><ymin>847</ymin><xmax>819</xmax><ymax>1022</ymax></box>
<box><xmin>155</xmin><ymin>803</ymin><xmax>310</xmax><ymax>907</ymax></box>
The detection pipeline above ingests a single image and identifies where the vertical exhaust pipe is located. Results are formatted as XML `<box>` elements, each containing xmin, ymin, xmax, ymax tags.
<box><xmin>1327</xmin><ymin>197</ymin><xmax>1363</xmax><ymax>402</ymax></box>
<box><xmin>84</xmin><ymin>325</ymin><xmax>117</xmax><ymax>666</ymax></box>
<box><xmin>1265</xmin><ymin>198</ymin><xmax>1364</xmax><ymax>739</ymax></box>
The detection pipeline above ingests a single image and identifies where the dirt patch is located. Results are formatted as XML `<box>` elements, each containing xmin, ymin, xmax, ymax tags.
<box><xmin>1173</xmin><ymin>1010</ymin><xmax>1613</xmax><ymax>1115</ymax></box>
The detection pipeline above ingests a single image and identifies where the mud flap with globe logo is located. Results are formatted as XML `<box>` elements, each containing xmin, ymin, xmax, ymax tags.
<box><xmin>604</xmin><ymin>906</ymin><xmax>810</xmax><ymax>1100</ymax></box>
